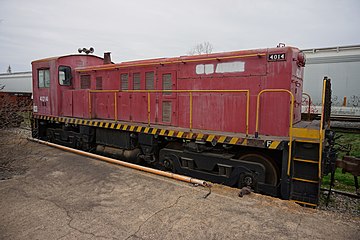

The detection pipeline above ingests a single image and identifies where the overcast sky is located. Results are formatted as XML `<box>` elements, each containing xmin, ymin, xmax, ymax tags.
<box><xmin>0</xmin><ymin>0</ymin><xmax>359</xmax><ymax>73</ymax></box>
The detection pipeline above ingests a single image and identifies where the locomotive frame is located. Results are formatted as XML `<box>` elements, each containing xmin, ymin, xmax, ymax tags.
<box><xmin>31</xmin><ymin>47</ymin><xmax>335</xmax><ymax>207</ymax></box>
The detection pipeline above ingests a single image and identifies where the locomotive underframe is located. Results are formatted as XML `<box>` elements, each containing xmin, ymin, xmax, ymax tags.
<box><xmin>33</xmin><ymin>117</ymin><xmax>294</xmax><ymax>199</ymax></box>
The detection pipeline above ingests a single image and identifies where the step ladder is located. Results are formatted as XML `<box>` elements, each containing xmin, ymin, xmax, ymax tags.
<box><xmin>289</xmin><ymin>129</ymin><xmax>322</xmax><ymax>207</ymax></box>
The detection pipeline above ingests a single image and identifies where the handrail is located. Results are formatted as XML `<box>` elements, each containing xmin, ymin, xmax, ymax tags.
<box><xmin>318</xmin><ymin>78</ymin><xmax>327</xmax><ymax>179</ymax></box>
<box><xmin>302</xmin><ymin>92</ymin><xmax>312</xmax><ymax>121</ymax></box>
<box><xmin>88</xmin><ymin>89</ymin><xmax>250</xmax><ymax>135</ymax></box>
<box><xmin>255</xmin><ymin>89</ymin><xmax>295</xmax><ymax>176</ymax></box>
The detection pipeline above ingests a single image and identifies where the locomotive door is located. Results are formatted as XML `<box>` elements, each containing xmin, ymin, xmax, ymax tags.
<box><xmin>156</xmin><ymin>70</ymin><xmax>177</xmax><ymax>126</ymax></box>
<box><xmin>36</xmin><ymin>68</ymin><xmax>51</xmax><ymax>116</ymax></box>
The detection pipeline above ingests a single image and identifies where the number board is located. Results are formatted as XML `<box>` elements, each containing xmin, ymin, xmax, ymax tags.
<box><xmin>268</xmin><ymin>53</ymin><xmax>286</xmax><ymax>61</ymax></box>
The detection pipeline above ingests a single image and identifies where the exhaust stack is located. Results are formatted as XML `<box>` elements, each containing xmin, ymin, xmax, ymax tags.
<box><xmin>104</xmin><ymin>52</ymin><xmax>112</xmax><ymax>64</ymax></box>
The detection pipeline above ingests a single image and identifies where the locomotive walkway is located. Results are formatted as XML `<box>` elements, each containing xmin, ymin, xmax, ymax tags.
<box><xmin>0</xmin><ymin>130</ymin><xmax>359</xmax><ymax>240</ymax></box>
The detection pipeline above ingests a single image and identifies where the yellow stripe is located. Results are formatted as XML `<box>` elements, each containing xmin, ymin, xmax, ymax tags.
<box><xmin>75</xmin><ymin>119</ymin><xmax>80</xmax><ymax>124</ymax></box>
<box><xmin>293</xmin><ymin>158</ymin><xmax>318</xmax><ymax>164</ymax></box>
<box><xmin>110</xmin><ymin>123</ymin><xmax>115</xmax><ymax>129</ymax></box>
<box><xmin>83</xmin><ymin>120</ymin><xmax>88</xmax><ymax>125</ymax></box>
<box><xmin>94</xmin><ymin>121</ymin><xmax>99</xmax><ymax>126</ymax></box>
<box><xmin>129</xmin><ymin>125</ymin><xmax>135</xmax><ymax>131</ymax></box>
<box><xmin>177</xmin><ymin>132</ymin><xmax>184</xmax><ymax>138</ymax></box>
<box><xmin>159</xmin><ymin>129</ymin><xmax>166</xmax><ymax>135</ymax></box>
<box><xmin>269</xmin><ymin>141</ymin><xmax>280</xmax><ymax>149</ymax></box>
<box><xmin>196</xmin><ymin>133</ymin><xmax>204</xmax><ymax>140</ymax></box>
<box><xmin>151</xmin><ymin>128</ymin><xmax>158</xmax><ymax>135</ymax></box>
<box><xmin>104</xmin><ymin>122</ymin><xmax>109</xmax><ymax>128</ymax></box>
<box><xmin>136</xmin><ymin>126</ymin><xmax>142</xmax><ymax>132</ymax></box>
<box><xmin>218</xmin><ymin>136</ymin><xmax>226</xmax><ymax>143</ymax></box>
<box><xmin>242</xmin><ymin>139</ymin><xmax>248</xmax><ymax>145</ymax></box>
<box><xmin>206</xmin><ymin>135</ymin><xmax>215</xmax><ymax>142</ymax></box>
<box><xmin>144</xmin><ymin>127</ymin><xmax>150</xmax><ymax>133</ymax></box>
<box><xmin>116</xmin><ymin>124</ymin><xmax>122</xmax><ymax>129</ymax></box>
<box><xmin>99</xmin><ymin>122</ymin><xmax>104</xmax><ymax>127</ymax></box>
<box><xmin>122</xmin><ymin>125</ymin><xmax>128</xmax><ymax>130</ymax></box>
<box><xmin>229</xmin><ymin>137</ymin><xmax>239</xmax><ymax>145</ymax></box>
<box><xmin>79</xmin><ymin>120</ymin><xmax>83</xmax><ymax>124</ymax></box>
<box><xmin>292</xmin><ymin>128</ymin><xmax>320</xmax><ymax>139</ymax></box>
<box><xmin>186</xmin><ymin>132</ymin><xmax>194</xmax><ymax>139</ymax></box>
<box><xmin>292</xmin><ymin>178</ymin><xmax>318</xmax><ymax>184</ymax></box>
<box><xmin>168</xmin><ymin>130</ymin><xmax>174</xmax><ymax>137</ymax></box>
<box><xmin>290</xmin><ymin>200</ymin><xmax>317</xmax><ymax>207</ymax></box>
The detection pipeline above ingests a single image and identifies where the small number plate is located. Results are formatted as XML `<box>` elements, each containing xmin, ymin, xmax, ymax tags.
<box><xmin>268</xmin><ymin>53</ymin><xmax>286</xmax><ymax>61</ymax></box>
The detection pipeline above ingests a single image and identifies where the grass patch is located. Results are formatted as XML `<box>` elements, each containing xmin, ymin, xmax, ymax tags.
<box><xmin>322</xmin><ymin>132</ymin><xmax>360</xmax><ymax>193</ymax></box>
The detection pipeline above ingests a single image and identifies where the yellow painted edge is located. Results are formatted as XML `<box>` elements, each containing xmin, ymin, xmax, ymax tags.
<box><xmin>177</xmin><ymin>132</ymin><xmax>184</xmax><ymax>138</ymax></box>
<box><xmin>290</xmin><ymin>200</ymin><xmax>317</xmax><ymax>207</ymax></box>
<box><xmin>292</xmin><ymin>177</ymin><xmax>319</xmax><ymax>184</ymax></box>
<box><xmin>292</xmin><ymin>128</ymin><xmax>320</xmax><ymax>139</ymax></box>
<box><xmin>206</xmin><ymin>135</ymin><xmax>215</xmax><ymax>142</ymax></box>
<box><xmin>229</xmin><ymin>137</ymin><xmax>239</xmax><ymax>145</ymax></box>
<box><xmin>196</xmin><ymin>133</ymin><xmax>204</xmax><ymax>140</ymax></box>
<box><xmin>151</xmin><ymin>128</ymin><xmax>158</xmax><ymax>135</ymax></box>
<box><xmin>269</xmin><ymin>141</ymin><xmax>280</xmax><ymax>149</ymax></box>
<box><xmin>218</xmin><ymin>136</ymin><xmax>226</xmax><ymax>143</ymax></box>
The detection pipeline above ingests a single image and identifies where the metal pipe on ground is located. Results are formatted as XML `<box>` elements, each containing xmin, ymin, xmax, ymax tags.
<box><xmin>28</xmin><ymin>138</ymin><xmax>212</xmax><ymax>188</ymax></box>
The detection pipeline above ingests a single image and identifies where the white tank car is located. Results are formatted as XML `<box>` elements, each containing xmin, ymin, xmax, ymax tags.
<box><xmin>302</xmin><ymin>45</ymin><xmax>360</xmax><ymax>116</ymax></box>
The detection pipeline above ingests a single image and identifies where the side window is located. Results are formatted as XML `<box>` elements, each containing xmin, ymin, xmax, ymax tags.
<box><xmin>96</xmin><ymin>77</ymin><xmax>103</xmax><ymax>90</ymax></box>
<box><xmin>58</xmin><ymin>66</ymin><xmax>72</xmax><ymax>86</ymax></box>
<box><xmin>80</xmin><ymin>75</ymin><xmax>91</xmax><ymax>89</ymax></box>
<box><xmin>38</xmin><ymin>69</ymin><xmax>50</xmax><ymax>88</ymax></box>
<box><xmin>145</xmin><ymin>72</ymin><xmax>154</xmax><ymax>90</ymax></box>
<box><xmin>120</xmin><ymin>73</ymin><xmax>128</xmax><ymax>90</ymax></box>
<box><xmin>133</xmin><ymin>73</ymin><xmax>141</xmax><ymax>90</ymax></box>
<box><xmin>162</xmin><ymin>73</ymin><xmax>172</xmax><ymax>95</ymax></box>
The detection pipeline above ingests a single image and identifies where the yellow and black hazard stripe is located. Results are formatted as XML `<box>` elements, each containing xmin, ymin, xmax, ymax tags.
<box><xmin>34</xmin><ymin>115</ymin><xmax>283</xmax><ymax>150</ymax></box>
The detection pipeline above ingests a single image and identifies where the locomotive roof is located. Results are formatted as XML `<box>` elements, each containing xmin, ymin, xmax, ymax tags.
<box><xmin>75</xmin><ymin>47</ymin><xmax>297</xmax><ymax>72</ymax></box>
<box><xmin>31</xmin><ymin>54</ymin><xmax>104</xmax><ymax>64</ymax></box>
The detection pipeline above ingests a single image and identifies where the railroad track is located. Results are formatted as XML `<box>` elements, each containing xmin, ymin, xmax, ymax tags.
<box><xmin>303</xmin><ymin>113</ymin><xmax>360</xmax><ymax>122</ymax></box>
<box><xmin>330</xmin><ymin>115</ymin><xmax>360</xmax><ymax>122</ymax></box>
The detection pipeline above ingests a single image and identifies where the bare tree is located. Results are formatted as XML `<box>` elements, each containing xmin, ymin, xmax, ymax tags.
<box><xmin>0</xmin><ymin>92</ymin><xmax>32</xmax><ymax>129</ymax></box>
<box><xmin>0</xmin><ymin>91</ymin><xmax>34</xmax><ymax>180</ymax></box>
<box><xmin>188</xmin><ymin>41</ymin><xmax>214</xmax><ymax>55</ymax></box>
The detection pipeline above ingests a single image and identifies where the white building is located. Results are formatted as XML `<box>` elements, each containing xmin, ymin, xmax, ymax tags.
<box><xmin>0</xmin><ymin>71</ymin><xmax>32</xmax><ymax>96</ymax></box>
<box><xmin>302</xmin><ymin>45</ymin><xmax>360</xmax><ymax>115</ymax></box>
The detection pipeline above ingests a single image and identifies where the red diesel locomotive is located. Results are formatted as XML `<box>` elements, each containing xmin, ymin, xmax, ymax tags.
<box><xmin>31</xmin><ymin>46</ymin><xmax>335</xmax><ymax>206</ymax></box>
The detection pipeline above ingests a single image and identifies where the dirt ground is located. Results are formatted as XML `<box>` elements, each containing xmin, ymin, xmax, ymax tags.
<box><xmin>0</xmin><ymin>130</ymin><xmax>359</xmax><ymax>240</ymax></box>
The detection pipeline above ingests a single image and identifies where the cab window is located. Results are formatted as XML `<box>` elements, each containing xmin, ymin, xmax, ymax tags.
<box><xmin>38</xmin><ymin>69</ymin><xmax>50</xmax><ymax>88</ymax></box>
<box><xmin>59</xmin><ymin>66</ymin><xmax>72</xmax><ymax>86</ymax></box>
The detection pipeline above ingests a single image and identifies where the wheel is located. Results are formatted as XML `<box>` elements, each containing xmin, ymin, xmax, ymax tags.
<box><xmin>238</xmin><ymin>153</ymin><xmax>279</xmax><ymax>186</ymax></box>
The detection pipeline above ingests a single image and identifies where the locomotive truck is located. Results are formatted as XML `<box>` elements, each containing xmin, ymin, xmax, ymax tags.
<box><xmin>31</xmin><ymin>46</ymin><xmax>336</xmax><ymax>207</ymax></box>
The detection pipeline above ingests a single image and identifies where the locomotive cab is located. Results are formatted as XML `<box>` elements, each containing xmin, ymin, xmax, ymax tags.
<box><xmin>32</xmin><ymin>55</ymin><xmax>104</xmax><ymax>117</ymax></box>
